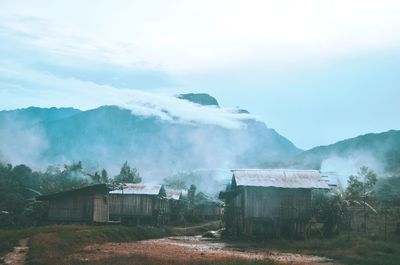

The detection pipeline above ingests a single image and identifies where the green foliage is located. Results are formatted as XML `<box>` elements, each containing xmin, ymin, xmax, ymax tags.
<box><xmin>385</xmin><ymin>150</ymin><xmax>400</xmax><ymax>175</ymax></box>
<box><xmin>0</xmin><ymin>160</ymin><xmax>123</xmax><ymax>228</ymax></box>
<box><xmin>188</xmin><ymin>184</ymin><xmax>197</xmax><ymax>203</ymax></box>
<box><xmin>100</xmin><ymin>169</ymin><xmax>109</xmax><ymax>183</ymax></box>
<box><xmin>346</xmin><ymin>166</ymin><xmax>378</xmax><ymax>206</ymax></box>
<box><xmin>312</xmin><ymin>166</ymin><xmax>379</xmax><ymax>238</ymax></box>
<box><xmin>312</xmin><ymin>190</ymin><xmax>348</xmax><ymax>237</ymax></box>
<box><xmin>0</xmin><ymin>162</ymin><xmax>42</xmax><ymax>227</ymax></box>
<box><xmin>375</xmin><ymin>176</ymin><xmax>400</xmax><ymax>205</ymax></box>
<box><xmin>113</xmin><ymin>161</ymin><xmax>141</xmax><ymax>184</ymax></box>
<box><xmin>39</xmin><ymin>163</ymin><xmax>89</xmax><ymax>194</ymax></box>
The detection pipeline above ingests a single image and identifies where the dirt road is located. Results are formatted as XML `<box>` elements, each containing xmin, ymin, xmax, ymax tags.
<box><xmin>73</xmin><ymin>235</ymin><xmax>339</xmax><ymax>265</ymax></box>
<box><xmin>2</xmin><ymin>238</ymin><xmax>29</xmax><ymax>265</ymax></box>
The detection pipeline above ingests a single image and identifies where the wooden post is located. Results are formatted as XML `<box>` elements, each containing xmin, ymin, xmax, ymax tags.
<box><xmin>384</xmin><ymin>208</ymin><xmax>387</xmax><ymax>241</ymax></box>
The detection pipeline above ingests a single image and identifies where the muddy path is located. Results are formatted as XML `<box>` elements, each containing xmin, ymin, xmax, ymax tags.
<box><xmin>72</xmin><ymin>235</ymin><xmax>339</xmax><ymax>265</ymax></box>
<box><xmin>1</xmin><ymin>238</ymin><xmax>29</xmax><ymax>265</ymax></box>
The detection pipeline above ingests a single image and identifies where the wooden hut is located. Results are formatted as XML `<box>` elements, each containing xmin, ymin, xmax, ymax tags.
<box><xmin>165</xmin><ymin>189</ymin><xmax>186</xmax><ymax>223</ymax></box>
<box><xmin>37</xmin><ymin>184</ymin><xmax>111</xmax><ymax>223</ymax></box>
<box><xmin>109</xmin><ymin>183</ymin><xmax>169</xmax><ymax>225</ymax></box>
<box><xmin>194</xmin><ymin>192</ymin><xmax>224</xmax><ymax>219</ymax></box>
<box><xmin>220</xmin><ymin>169</ymin><xmax>329</xmax><ymax>238</ymax></box>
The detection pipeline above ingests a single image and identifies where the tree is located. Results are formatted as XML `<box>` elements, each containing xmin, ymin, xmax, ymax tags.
<box><xmin>188</xmin><ymin>184</ymin><xmax>196</xmax><ymax>204</ymax></box>
<box><xmin>90</xmin><ymin>172</ymin><xmax>101</xmax><ymax>183</ymax></box>
<box><xmin>376</xmin><ymin>176</ymin><xmax>400</xmax><ymax>205</ymax></box>
<box><xmin>64</xmin><ymin>161</ymin><xmax>82</xmax><ymax>171</ymax></box>
<box><xmin>346</xmin><ymin>166</ymin><xmax>378</xmax><ymax>206</ymax></box>
<box><xmin>100</xmin><ymin>169</ymin><xmax>109</xmax><ymax>184</ymax></box>
<box><xmin>312</xmin><ymin>190</ymin><xmax>348</xmax><ymax>237</ymax></box>
<box><xmin>114</xmin><ymin>161</ymin><xmax>141</xmax><ymax>184</ymax></box>
<box><xmin>0</xmin><ymin>163</ymin><xmax>44</xmax><ymax>227</ymax></box>
<box><xmin>345</xmin><ymin>166</ymin><xmax>378</xmax><ymax>233</ymax></box>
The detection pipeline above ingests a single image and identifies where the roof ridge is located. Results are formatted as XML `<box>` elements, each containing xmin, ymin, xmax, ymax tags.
<box><xmin>232</xmin><ymin>168</ymin><xmax>319</xmax><ymax>172</ymax></box>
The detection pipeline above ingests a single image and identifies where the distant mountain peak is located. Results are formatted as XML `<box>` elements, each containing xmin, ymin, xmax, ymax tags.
<box><xmin>178</xmin><ymin>93</ymin><xmax>219</xmax><ymax>107</ymax></box>
<box><xmin>0</xmin><ymin>102</ymin><xmax>300</xmax><ymax>174</ymax></box>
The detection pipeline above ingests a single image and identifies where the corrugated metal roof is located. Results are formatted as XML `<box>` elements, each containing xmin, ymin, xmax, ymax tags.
<box><xmin>110</xmin><ymin>183</ymin><xmax>163</xmax><ymax>195</ymax></box>
<box><xmin>320</xmin><ymin>171</ymin><xmax>340</xmax><ymax>187</ymax></box>
<box><xmin>195</xmin><ymin>192</ymin><xmax>224</xmax><ymax>206</ymax></box>
<box><xmin>165</xmin><ymin>189</ymin><xmax>183</xmax><ymax>200</ymax></box>
<box><xmin>232</xmin><ymin>169</ymin><xmax>329</xmax><ymax>189</ymax></box>
<box><xmin>37</xmin><ymin>184</ymin><xmax>111</xmax><ymax>200</ymax></box>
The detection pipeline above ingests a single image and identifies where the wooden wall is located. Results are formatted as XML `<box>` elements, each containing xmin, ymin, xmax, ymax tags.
<box><xmin>196</xmin><ymin>204</ymin><xmax>223</xmax><ymax>218</ymax></box>
<box><xmin>47</xmin><ymin>191</ymin><xmax>109</xmax><ymax>223</ymax></box>
<box><xmin>224</xmin><ymin>187</ymin><xmax>312</xmax><ymax>237</ymax></box>
<box><xmin>109</xmin><ymin>194</ymin><xmax>169</xmax><ymax>220</ymax></box>
<box><xmin>243</xmin><ymin>187</ymin><xmax>311</xmax><ymax>220</ymax></box>
<box><xmin>48</xmin><ymin>194</ymin><xmax>93</xmax><ymax>222</ymax></box>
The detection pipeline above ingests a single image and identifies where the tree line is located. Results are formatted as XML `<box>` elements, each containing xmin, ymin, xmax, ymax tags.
<box><xmin>0</xmin><ymin>160</ymin><xmax>141</xmax><ymax>227</ymax></box>
<box><xmin>312</xmin><ymin>166</ymin><xmax>400</xmax><ymax>238</ymax></box>
<box><xmin>1</xmin><ymin>161</ymin><xmax>400</xmax><ymax>233</ymax></box>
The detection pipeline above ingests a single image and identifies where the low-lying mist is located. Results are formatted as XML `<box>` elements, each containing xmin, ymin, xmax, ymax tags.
<box><xmin>0</xmin><ymin>97</ymin><xmax>299</xmax><ymax>194</ymax></box>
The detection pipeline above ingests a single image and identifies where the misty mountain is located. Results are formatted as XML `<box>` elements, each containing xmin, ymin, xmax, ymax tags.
<box><xmin>294</xmin><ymin>130</ymin><xmax>400</xmax><ymax>175</ymax></box>
<box><xmin>178</xmin><ymin>93</ymin><xmax>220</xmax><ymax>107</ymax></box>
<box><xmin>0</xmin><ymin>106</ymin><xmax>81</xmax><ymax>125</ymax></box>
<box><xmin>0</xmin><ymin>93</ymin><xmax>300</xmax><ymax>178</ymax></box>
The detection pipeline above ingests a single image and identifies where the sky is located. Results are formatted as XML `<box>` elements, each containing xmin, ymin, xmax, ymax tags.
<box><xmin>0</xmin><ymin>0</ymin><xmax>399</xmax><ymax>149</ymax></box>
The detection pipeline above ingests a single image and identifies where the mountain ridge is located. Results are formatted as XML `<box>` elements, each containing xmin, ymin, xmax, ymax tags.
<box><xmin>294</xmin><ymin>130</ymin><xmax>400</xmax><ymax>174</ymax></box>
<box><xmin>1</xmin><ymin>93</ymin><xmax>398</xmax><ymax>177</ymax></box>
<box><xmin>0</xmin><ymin>94</ymin><xmax>300</xmax><ymax>177</ymax></box>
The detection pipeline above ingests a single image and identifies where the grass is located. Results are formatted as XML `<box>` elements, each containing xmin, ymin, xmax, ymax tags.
<box><xmin>254</xmin><ymin>234</ymin><xmax>400</xmax><ymax>265</ymax></box>
<box><xmin>2</xmin><ymin>223</ymin><xmax>400</xmax><ymax>265</ymax></box>
<box><xmin>72</xmin><ymin>255</ymin><xmax>277</xmax><ymax>265</ymax></box>
<box><xmin>27</xmin><ymin>225</ymin><xmax>169</xmax><ymax>265</ymax></box>
<box><xmin>0</xmin><ymin>221</ymin><xmax>222</xmax><ymax>265</ymax></box>
<box><xmin>0</xmin><ymin>225</ymin><xmax>169</xmax><ymax>265</ymax></box>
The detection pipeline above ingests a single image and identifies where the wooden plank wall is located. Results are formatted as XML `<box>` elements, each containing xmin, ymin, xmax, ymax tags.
<box><xmin>48</xmin><ymin>194</ymin><xmax>93</xmax><ymax>221</ymax></box>
<box><xmin>93</xmin><ymin>192</ymin><xmax>109</xmax><ymax>222</ymax></box>
<box><xmin>196</xmin><ymin>205</ymin><xmax>223</xmax><ymax>218</ymax></box>
<box><xmin>243</xmin><ymin>187</ymin><xmax>311</xmax><ymax>220</ymax></box>
<box><xmin>225</xmin><ymin>187</ymin><xmax>312</xmax><ymax>237</ymax></box>
<box><xmin>109</xmin><ymin>194</ymin><xmax>156</xmax><ymax>217</ymax></box>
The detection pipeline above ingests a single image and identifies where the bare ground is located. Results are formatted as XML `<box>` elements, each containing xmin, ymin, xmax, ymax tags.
<box><xmin>2</xmin><ymin>238</ymin><xmax>29</xmax><ymax>265</ymax></box>
<box><xmin>72</xmin><ymin>236</ymin><xmax>340</xmax><ymax>265</ymax></box>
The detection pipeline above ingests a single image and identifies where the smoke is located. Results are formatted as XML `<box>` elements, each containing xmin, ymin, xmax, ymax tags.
<box><xmin>320</xmin><ymin>152</ymin><xmax>385</xmax><ymax>186</ymax></box>
<box><xmin>84</xmin><ymin>121</ymin><xmax>260</xmax><ymax>187</ymax></box>
<box><xmin>0</xmin><ymin>116</ymin><xmax>48</xmax><ymax>168</ymax></box>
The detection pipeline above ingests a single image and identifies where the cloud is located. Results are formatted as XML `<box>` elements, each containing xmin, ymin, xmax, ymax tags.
<box><xmin>0</xmin><ymin>61</ymin><xmax>251</xmax><ymax>129</ymax></box>
<box><xmin>0</xmin><ymin>0</ymin><xmax>399</xmax><ymax>73</ymax></box>
<box><xmin>1</xmin><ymin>0</ymin><xmax>399</xmax><ymax>151</ymax></box>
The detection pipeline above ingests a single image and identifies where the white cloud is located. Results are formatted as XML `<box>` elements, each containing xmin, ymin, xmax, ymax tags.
<box><xmin>0</xmin><ymin>62</ymin><xmax>251</xmax><ymax>129</ymax></box>
<box><xmin>0</xmin><ymin>0</ymin><xmax>399</xmax><ymax>74</ymax></box>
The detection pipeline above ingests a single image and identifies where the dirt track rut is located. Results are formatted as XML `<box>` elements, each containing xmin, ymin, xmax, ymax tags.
<box><xmin>2</xmin><ymin>238</ymin><xmax>29</xmax><ymax>265</ymax></box>
<box><xmin>73</xmin><ymin>235</ymin><xmax>339</xmax><ymax>265</ymax></box>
